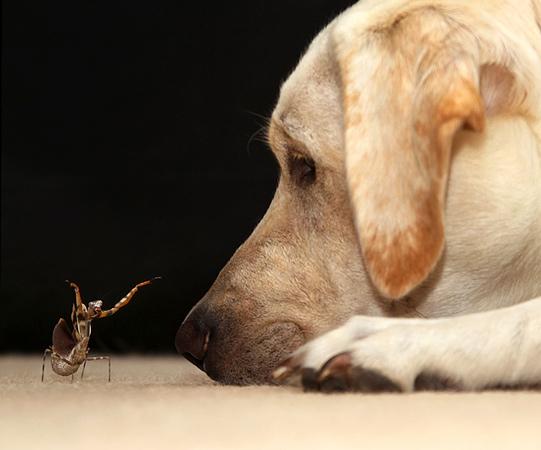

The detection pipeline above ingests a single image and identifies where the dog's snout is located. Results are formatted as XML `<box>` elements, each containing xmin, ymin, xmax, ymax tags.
<box><xmin>175</xmin><ymin>318</ymin><xmax>210</xmax><ymax>371</ymax></box>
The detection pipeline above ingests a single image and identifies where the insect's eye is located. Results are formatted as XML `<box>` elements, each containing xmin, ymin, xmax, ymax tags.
<box><xmin>287</xmin><ymin>152</ymin><xmax>316</xmax><ymax>186</ymax></box>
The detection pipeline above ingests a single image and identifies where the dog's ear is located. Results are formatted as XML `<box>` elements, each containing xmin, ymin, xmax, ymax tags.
<box><xmin>333</xmin><ymin>10</ymin><xmax>485</xmax><ymax>299</ymax></box>
<box><xmin>534</xmin><ymin>0</ymin><xmax>541</xmax><ymax>27</ymax></box>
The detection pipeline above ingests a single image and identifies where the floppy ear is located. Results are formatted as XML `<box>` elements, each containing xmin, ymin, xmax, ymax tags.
<box><xmin>535</xmin><ymin>2</ymin><xmax>541</xmax><ymax>37</ymax></box>
<box><xmin>333</xmin><ymin>10</ymin><xmax>485</xmax><ymax>299</ymax></box>
<box><xmin>534</xmin><ymin>0</ymin><xmax>541</xmax><ymax>28</ymax></box>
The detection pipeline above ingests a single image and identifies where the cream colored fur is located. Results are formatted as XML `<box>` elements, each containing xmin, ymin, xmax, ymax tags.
<box><xmin>180</xmin><ymin>0</ymin><xmax>541</xmax><ymax>388</ymax></box>
<box><xmin>274</xmin><ymin>0</ymin><xmax>541</xmax><ymax>314</ymax></box>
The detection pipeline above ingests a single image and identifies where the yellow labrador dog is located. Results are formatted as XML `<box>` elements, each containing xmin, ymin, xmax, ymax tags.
<box><xmin>176</xmin><ymin>0</ymin><xmax>541</xmax><ymax>391</ymax></box>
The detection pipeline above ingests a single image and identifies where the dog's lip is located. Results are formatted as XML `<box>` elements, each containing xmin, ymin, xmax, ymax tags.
<box><xmin>182</xmin><ymin>351</ymin><xmax>206</xmax><ymax>372</ymax></box>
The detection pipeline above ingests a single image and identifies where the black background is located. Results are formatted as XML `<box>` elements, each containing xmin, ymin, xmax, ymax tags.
<box><xmin>1</xmin><ymin>0</ymin><xmax>356</xmax><ymax>353</ymax></box>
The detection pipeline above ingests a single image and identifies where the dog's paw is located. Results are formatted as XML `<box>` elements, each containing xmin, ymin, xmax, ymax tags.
<box><xmin>273</xmin><ymin>319</ymin><xmax>439</xmax><ymax>393</ymax></box>
<box><xmin>274</xmin><ymin>301</ymin><xmax>541</xmax><ymax>392</ymax></box>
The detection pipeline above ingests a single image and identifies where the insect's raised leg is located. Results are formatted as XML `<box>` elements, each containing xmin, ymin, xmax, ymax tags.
<box><xmin>65</xmin><ymin>280</ymin><xmax>83</xmax><ymax>308</ymax></box>
<box><xmin>84</xmin><ymin>356</ymin><xmax>112</xmax><ymax>382</ymax></box>
<box><xmin>98</xmin><ymin>277</ymin><xmax>161</xmax><ymax>318</ymax></box>
<box><xmin>66</xmin><ymin>280</ymin><xmax>85</xmax><ymax>329</ymax></box>
<box><xmin>41</xmin><ymin>348</ymin><xmax>52</xmax><ymax>382</ymax></box>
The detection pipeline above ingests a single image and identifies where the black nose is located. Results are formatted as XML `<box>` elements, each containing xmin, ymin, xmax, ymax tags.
<box><xmin>175</xmin><ymin>318</ymin><xmax>210</xmax><ymax>371</ymax></box>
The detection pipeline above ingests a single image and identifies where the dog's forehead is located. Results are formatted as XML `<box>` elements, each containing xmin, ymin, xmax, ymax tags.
<box><xmin>271</xmin><ymin>25</ymin><xmax>344</xmax><ymax>160</ymax></box>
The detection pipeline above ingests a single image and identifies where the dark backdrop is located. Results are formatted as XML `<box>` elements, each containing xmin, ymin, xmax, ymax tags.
<box><xmin>1</xmin><ymin>0</ymin><xmax>356</xmax><ymax>352</ymax></box>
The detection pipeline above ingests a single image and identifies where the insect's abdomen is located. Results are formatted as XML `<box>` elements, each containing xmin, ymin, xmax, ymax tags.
<box><xmin>51</xmin><ymin>336</ymin><xmax>89</xmax><ymax>376</ymax></box>
<box><xmin>51</xmin><ymin>354</ymin><xmax>80</xmax><ymax>376</ymax></box>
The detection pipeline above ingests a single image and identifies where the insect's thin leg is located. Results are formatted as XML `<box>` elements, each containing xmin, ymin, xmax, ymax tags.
<box><xmin>81</xmin><ymin>358</ymin><xmax>88</xmax><ymax>380</ymax></box>
<box><xmin>66</xmin><ymin>280</ymin><xmax>85</xmax><ymax>332</ymax></box>
<box><xmin>41</xmin><ymin>348</ymin><xmax>52</xmax><ymax>382</ymax></box>
<box><xmin>65</xmin><ymin>280</ymin><xmax>83</xmax><ymax>308</ymax></box>
<box><xmin>98</xmin><ymin>277</ymin><xmax>161</xmax><ymax>318</ymax></box>
<box><xmin>71</xmin><ymin>374</ymin><xmax>74</xmax><ymax>383</ymax></box>
<box><xmin>85</xmin><ymin>356</ymin><xmax>111</xmax><ymax>382</ymax></box>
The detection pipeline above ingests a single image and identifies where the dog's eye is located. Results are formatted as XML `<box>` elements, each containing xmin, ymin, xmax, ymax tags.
<box><xmin>288</xmin><ymin>152</ymin><xmax>316</xmax><ymax>186</ymax></box>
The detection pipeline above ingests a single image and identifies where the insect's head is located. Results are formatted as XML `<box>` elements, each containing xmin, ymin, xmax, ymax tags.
<box><xmin>88</xmin><ymin>300</ymin><xmax>103</xmax><ymax>317</ymax></box>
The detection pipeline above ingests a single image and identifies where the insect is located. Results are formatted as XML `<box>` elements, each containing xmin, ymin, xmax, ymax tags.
<box><xmin>41</xmin><ymin>277</ymin><xmax>161</xmax><ymax>382</ymax></box>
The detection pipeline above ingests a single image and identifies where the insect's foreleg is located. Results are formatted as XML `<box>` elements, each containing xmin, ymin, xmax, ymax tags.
<box><xmin>65</xmin><ymin>280</ymin><xmax>83</xmax><ymax>308</ymax></box>
<box><xmin>41</xmin><ymin>348</ymin><xmax>52</xmax><ymax>382</ymax></box>
<box><xmin>98</xmin><ymin>277</ymin><xmax>161</xmax><ymax>318</ymax></box>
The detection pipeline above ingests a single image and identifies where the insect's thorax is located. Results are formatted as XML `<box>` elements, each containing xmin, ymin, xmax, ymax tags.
<box><xmin>71</xmin><ymin>304</ymin><xmax>92</xmax><ymax>340</ymax></box>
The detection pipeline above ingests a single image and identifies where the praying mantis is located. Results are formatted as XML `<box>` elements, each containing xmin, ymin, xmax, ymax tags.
<box><xmin>41</xmin><ymin>277</ymin><xmax>161</xmax><ymax>382</ymax></box>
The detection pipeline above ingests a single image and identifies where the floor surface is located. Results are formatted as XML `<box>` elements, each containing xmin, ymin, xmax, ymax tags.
<box><xmin>1</xmin><ymin>356</ymin><xmax>540</xmax><ymax>450</ymax></box>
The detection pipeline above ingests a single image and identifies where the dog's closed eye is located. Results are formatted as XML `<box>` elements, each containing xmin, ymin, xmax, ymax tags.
<box><xmin>287</xmin><ymin>152</ymin><xmax>316</xmax><ymax>186</ymax></box>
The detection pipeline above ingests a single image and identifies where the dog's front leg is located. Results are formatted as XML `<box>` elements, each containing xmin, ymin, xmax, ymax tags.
<box><xmin>274</xmin><ymin>298</ymin><xmax>541</xmax><ymax>392</ymax></box>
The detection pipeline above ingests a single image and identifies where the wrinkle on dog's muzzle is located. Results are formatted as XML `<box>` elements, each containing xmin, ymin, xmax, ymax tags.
<box><xmin>175</xmin><ymin>317</ymin><xmax>210</xmax><ymax>372</ymax></box>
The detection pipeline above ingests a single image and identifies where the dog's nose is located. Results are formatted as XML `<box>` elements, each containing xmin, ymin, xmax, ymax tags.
<box><xmin>175</xmin><ymin>318</ymin><xmax>210</xmax><ymax>371</ymax></box>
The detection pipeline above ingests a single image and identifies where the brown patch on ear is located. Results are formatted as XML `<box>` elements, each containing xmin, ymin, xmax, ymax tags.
<box><xmin>438</xmin><ymin>80</ymin><xmax>485</xmax><ymax>132</ymax></box>
<box><xmin>362</xmin><ymin>198</ymin><xmax>444</xmax><ymax>299</ymax></box>
<box><xmin>532</xmin><ymin>0</ymin><xmax>541</xmax><ymax>30</ymax></box>
<box><xmin>334</xmin><ymin>9</ymin><xmax>485</xmax><ymax>299</ymax></box>
<box><xmin>362</xmin><ymin>77</ymin><xmax>483</xmax><ymax>299</ymax></box>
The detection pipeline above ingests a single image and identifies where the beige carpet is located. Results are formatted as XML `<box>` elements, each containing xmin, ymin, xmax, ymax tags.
<box><xmin>1</xmin><ymin>356</ymin><xmax>540</xmax><ymax>450</ymax></box>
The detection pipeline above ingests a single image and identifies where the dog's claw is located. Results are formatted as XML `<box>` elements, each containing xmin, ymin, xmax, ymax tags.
<box><xmin>317</xmin><ymin>353</ymin><xmax>352</xmax><ymax>392</ymax></box>
<box><xmin>318</xmin><ymin>352</ymin><xmax>352</xmax><ymax>381</ymax></box>
<box><xmin>272</xmin><ymin>356</ymin><xmax>301</xmax><ymax>382</ymax></box>
<box><xmin>272</xmin><ymin>365</ymin><xmax>293</xmax><ymax>382</ymax></box>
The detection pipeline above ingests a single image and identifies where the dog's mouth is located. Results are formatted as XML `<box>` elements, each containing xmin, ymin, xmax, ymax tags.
<box><xmin>183</xmin><ymin>321</ymin><xmax>305</xmax><ymax>385</ymax></box>
<box><xmin>182</xmin><ymin>352</ymin><xmax>206</xmax><ymax>372</ymax></box>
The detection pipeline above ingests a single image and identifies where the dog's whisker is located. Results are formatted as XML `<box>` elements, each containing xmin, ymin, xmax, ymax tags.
<box><xmin>243</xmin><ymin>109</ymin><xmax>272</xmax><ymax>124</ymax></box>
<box><xmin>246</xmin><ymin>125</ymin><xmax>269</xmax><ymax>154</ymax></box>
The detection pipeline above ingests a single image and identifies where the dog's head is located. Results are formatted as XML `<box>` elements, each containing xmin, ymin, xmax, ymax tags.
<box><xmin>176</xmin><ymin>2</ymin><xmax>535</xmax><ymax>384</ymax></box>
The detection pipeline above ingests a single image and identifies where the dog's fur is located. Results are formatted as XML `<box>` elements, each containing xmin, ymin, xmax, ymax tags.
<box><xmin>177</xmin><ymin>0</ymin><xmax>541</xmax><ymax>390</ymax></box>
